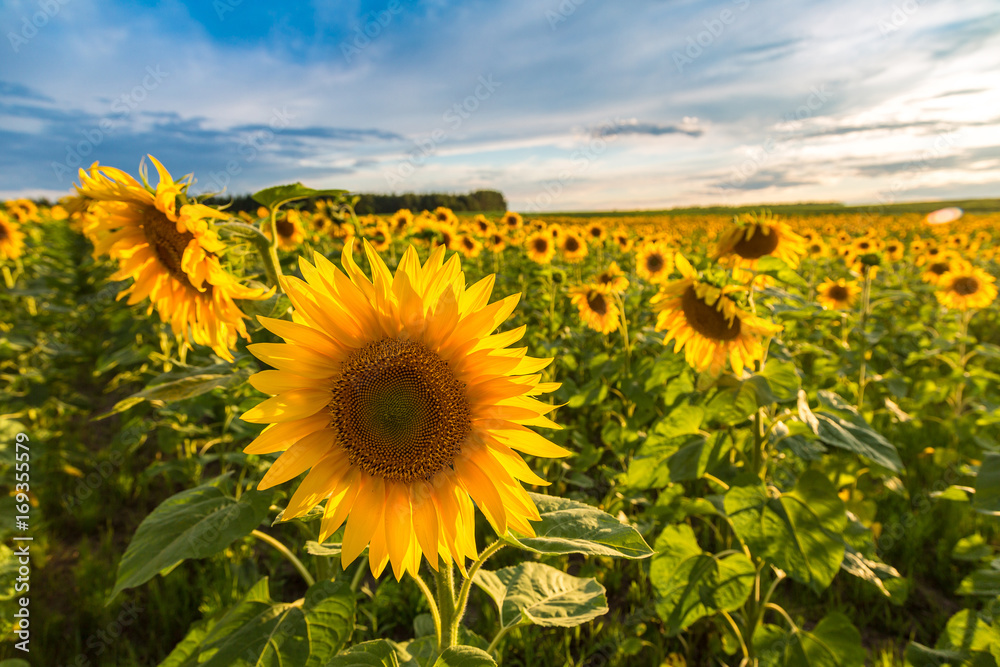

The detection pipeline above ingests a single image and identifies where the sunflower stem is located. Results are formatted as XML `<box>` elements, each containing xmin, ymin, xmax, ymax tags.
<box><xmin>264</xmin><ymin>207</ymin><xmax>285</xmax><ymax>288</ymax></box>
<box><xmin>856</xmin><ymin>265</ymin><xmax>873</xmax><ymax>410</ymax></box>
<box><xmin>452</xmin><ymin>540</ymin><xmax>505</xmax><ymax>642</ymax></box>
<box><xmin>435</xmin><ymin>560</ymin><xmax>457</xmax><ymax>652</ymax></box>
<box><xmin>411</xmin><ymin>570</ymin><xmax>442</xmax><ymax>648</ymax></box>
<box><xmin>952</xmin><ymin>309</ymin><xmax>974</xmax><ymax>420</ymax></box>
<box><xmin>251</xmin><ymin>529</ymin><xmax>315</xmax><ymax>587</ymax></box>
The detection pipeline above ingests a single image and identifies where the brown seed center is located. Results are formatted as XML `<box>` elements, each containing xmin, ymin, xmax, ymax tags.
<box><xmin>0</xmin><ymin>222</ymin><xmax>9</xmax><ymax>242</ymax></box>
<box><xmin>142</xmin><ymin>206</ymin><xmax>196</xmax><ymax>287</ymax></box>
<box><xmin>680</xmin><ymin>286</ymin><xmax>741</xmax><ymax>341</ymax></box>
<box><xmin>533</xmin><ymin>238</ymin><xmax>549</xmax><ymax>253</ymax></box>
<box><xmin>645</xmin><ymin>253</ymin><xmax>664</xmax><ymax>274</ymax></box>
<box><xmin>330</xmin><ymin>338</ymin><xmax>471</xmax><ymax>483</ymax></box>
<box><xmin>952</xmin><ymin>276</ymin><xmax>980</xmax><ymax>296</ymax></box>
<box><xmin>827</xmin><ymin>285</ymin><xmax>849</xmax><ymax>301</ymax></box>
<box><xmin>731</xmin><ymin>225</ymin><xmax>779</xmax><ymax>259</ymax></box>
<box><xmin>929</xmin><ymin>262</ymin><xmax>949</xmax><ymax>275</ymax></box>
<box><xmin>276</xmin><ymin>219</ymin><xmax>295</xmax><ymax>238</ymax></box>
<box><xmin>587</xmin><ymin>291</ymin><xmax>608</xmax><ymax>316</ymax></box>
<box><xmin>565</xmin><ymin>236</ymin><xmax>580</xmax><ymax>252</ymax></box>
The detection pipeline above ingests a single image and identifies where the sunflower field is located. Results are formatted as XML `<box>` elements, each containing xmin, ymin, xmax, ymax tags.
<box><xmin>1</xmin><ymin>158</ymin><xmax>1000</xmax><ymax>667</ymax></box>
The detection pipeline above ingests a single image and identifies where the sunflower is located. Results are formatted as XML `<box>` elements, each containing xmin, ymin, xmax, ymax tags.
<box><xmin>560</xmin><ymin>231</ymin><xmax>589</xmax><ymax>263</ymax></box>
<box><xmin>265</xmin><ymin>209</ymin><xmax>307</xmax><ymax>251</ymax></box>
<box><xmin>457</xmin><ymin>234</ymin><xmax>482</xmax><ymax>258</ymax></box>
<box><xmin>525</xmin><ymin>231</ymin><xmax>556</xmax><ymax>264</ymax></box>
<box><xmin>806</xmin><ymin>239</ymin><xmax>829</xmax><ymax>258</ymax></box>
<box><xmin>715</xmin><ymin>211</ymin><xmax>806</xmax><ymax>269</ymax></box>
<box><xmin>501</xmin><ymin>211</ymin><xmax>523</xmax><ymax>232</ymax></box>
<box><xmin>910</xmin><ymin>237</ymin><xmax>930</xmax><ymax>255</ymax></box>
<box><xmin>569</xmin><ymin>286</ymin><xmax>620</xmax><ymax>334</ymax></box>
<box><xmin>585</xmin><ymin>222</ymin><xmax>607</xmax><ymax>244</ymax></box>
<box><xmin>471</xmin><ymin>214</ymin><xmax>493</xmax><ymax>237</ymax></box>
<box><xmin>241</xmin><ymin>241</ymin><xmax>567</xmax><ymax>580</ymax></box>
<box><xmin>593</xmin><ymin>262</ymin><xmax>629</xmax><ymax>294</ymax></box>
<box><xmin>548</xmin><ymin>223</ymin><xmax>563</xmax><ymax>241</ymax></box>
<box><xmin>368</xmin><ymin>222</ymin><xmax>392</xmax><ymax>252</ymax></box>
<box><xmin>612</xmin><ymin>230</ymin><xmax>633</xmax><ymax>253</ymax></box>
<box><xmin>935</xmin><ymin>262</ymin><xmax>997</xmax><ymax>310</ymax></box>
<box><xmin>391</xmin><ymin>209</ymin><xmax>414</xmax><ymax>235</ymax></box>
<box><xmin>636</xmin><ymin>241</ymin><xmax>673</xmax><ymax>283</ymax></box>
<box><xmin>816</xmin><ymin>278</ymin><xmax>861</xmax><ymax>310</ymax></box>
<box><xmin>5</xmin><ymin>199</ymin><xmax>38</xmax><ymax>224</ymax></box>
<box><xmin>651</xmin><ymin>255</ymin><xmax>782</xmax><ymax>376</ymax></box>
<box><xmin>915</xmin><ymin>245</ymin><xmax>946</xmax><ymax>267</ymax></box>
<box><xmin>883</xmin><ymin>239</ymin><xmax>904</xmax><ymax>262</ymax></box>
<box><xmin>74</xmin><ymin>156</ymin><xmax>273</xmax><ymax>361</ymax></box>
<box><xmin>851</xmin><ymin>237</ymin><xmax>882</xmax><ymax>255</ymax></box>
<box><xmin>920</xmin><ymin>253</ymin><xmax>958</xmax><ymax>285</ymax></box>
<box><xmin>433</xmin><ymin>206</ymin><xmax>458</xmax><ymax>227</ymax></box>
<box><xmin>0</xmin><ymin>211</ymin><xmax>26</xmax><ymax>260</ymax></box>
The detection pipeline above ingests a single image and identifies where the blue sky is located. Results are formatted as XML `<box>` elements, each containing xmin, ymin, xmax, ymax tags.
<box><xmin>1</xmin><ymin>0</ymin><xmax>998</xmax><ymax>210</ymax></box>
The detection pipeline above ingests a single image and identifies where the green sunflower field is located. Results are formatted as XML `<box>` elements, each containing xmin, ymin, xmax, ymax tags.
<box><xmin>2</xmin><ymin>172</ymin><xmax>1000</xmax><ymax>667</ymax></box>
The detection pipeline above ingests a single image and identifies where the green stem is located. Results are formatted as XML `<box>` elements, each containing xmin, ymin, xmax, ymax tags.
<box><xmin>452</xmin><ymin>541</ymin><xmax>505</xmax><ymax>641</ymax></box>
<box><xmin>953</xmin><ymin>310</ymin><xmax>974</xmax><ymax>419</ymax></box>
<box><xmin>411</xmin><ymin>571</ymin><xmax>442</xmax><ymax>648</ymax></box>
<box><xmin>486</xmin><ymin>623</ymin><xmax>516</xmax><ymax>656</ymax></box>
<box><xmin>436</xmin><ymin>560</ymin><xmax>457</xmax><ymax>652</ymax></box>
<box><xmin>856</xmin><ymin>266</ymin><xmax>873</xmax><ymax>410</ymax></box>
<box><xmin>251</xmin><ymin>529</ymin><xmax>315</xmax><ymax>587</ymax></box>
<box><xmin>349</xmin><ymin>557</ymin><xmax>368</xmax><ymax>592</ymax></box>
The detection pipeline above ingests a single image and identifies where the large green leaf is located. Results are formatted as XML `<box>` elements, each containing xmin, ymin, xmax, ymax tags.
<box><xmin>649</xmin><ymin>524</ymin><xmax>755</xmax><ymax>635</ymax></box>
<box><xmin>502</xmin><ymin>493</ymin><xmax>653</xmax><ymax>559</ymax></box>
<box><xmin>625</xmin><ymin>405</ymin><xmax>706</xmax><ymax>488</ymax></box>
<box><xmin>924</xmin><ymin>609</ymin><xmax>1000</xmax><ymax>663</ymax></box>
<box><xmin>431</xmin><ymin>646</ymin><xmax>498</xmax><ymax>667</ymax></box>
<box><xmin>474</xmin><ymin>562</ymin><xmax>608</xmax><ymax>631</ymax></box>
<box><xmin>304</xmin><ymin>581</ymin><xmax>356</xmax><ymax>667</ymax></box>
<box><xmin>724</xmin><ymin>471</ymin><xmax>846</xmax><ymax>592</ymax></box>
<box><xmin>111</xmin><ymin>485</ymin><xmax>272</xmax><ymax>598</ymax></box>
<box><xmin>974</xmin><ymin>453</ymin><xmax>1000</xmax><ymax>515</ymax></box>
<box><xmin>252</xmin><ymin>183</ymin><xmax>349</xmax><ymax>209</ymax></box>
<box><xmin>784</xmin><ymin>612</ymin><xmax>865</xmax><ymax>667</ymax></box>
<box><xmin>810</xmin><ymin>391</ymin><xmax>903</xmax><ymax>472</ymax></box>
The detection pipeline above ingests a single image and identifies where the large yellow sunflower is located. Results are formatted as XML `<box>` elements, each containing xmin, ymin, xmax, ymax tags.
<box><xmin>652</xmin><ymin>255</ymin><xmax>782</xmax><ymax>375</ymax></box>
<box><xmin>242</xmin><ymin>242</ymin><xmax>568</xmax><ymax>580</ymax></box>
<box><xmin>816</xmin><ymin>278</ymin><xmax>861</xmax><ymax>310</ymax></box>
<box><xmin>74</xmin><ymin>156</ymin><xmax>273</xmax><ymax>361</ymax></box>
<box><xmin>525</xmin><ymin>231</ymin><xmax>556</xmax><ymax>264</ymax></box>
<box><xmin>569</xmin><ymin>286</ymin><xmax>620</xmax><ymax>333</ymax></box>
<box><xmin>935</xmin><ymin>261</ymin><xmax>997</xmax><ymax>310</ymax></box>
<box><xmin>0</xmin><ymin>211</ymin><xmax>26</xmax><ymax>260</ymax></box>
<box><xmin>715</xmin><ymin>211</ymin><xmax>806</xmax><ymax>270</ymax></box>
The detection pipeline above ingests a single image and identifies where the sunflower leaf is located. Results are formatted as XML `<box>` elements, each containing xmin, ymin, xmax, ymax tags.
<box><xmin>783</xmin><ymin>612</ymin><xmax>865</xmax><ymax>667</ymax></box>
<box><xmin>473</xmin><ymin>562</ymin><xmax>608</xmax><ymax>630</ymax></box>
<box><xmin>431</xmin><ymin>646</ymin><xmax>498</xmax><ymax>667</ymax></box>
<box><xmin>252</xmin><ymin>183</ymin><xmax>349</xmax><ymax>209</ymax></box>
<box><xmin>505</xmin><ymin>493</ymin><xmax>653</xmax><ymax>559</ymax></box>
<box><xmin>110</xmin><ymin>485</ymin><xmax>272</xmax><ymax>600</ymax></box>
<box><xmin>974</xmin><ymin>453</ymin><xmax>1000</xmax><ymax>515</ymax></box>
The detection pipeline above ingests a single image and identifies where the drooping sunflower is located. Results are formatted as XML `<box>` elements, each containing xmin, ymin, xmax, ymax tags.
<box><xmin>592</xmin><ymin>262</ymin><xmax>629</xmax><ymax>294</ymax></box>
<box><xmin>525</xmin><ymin>231</ymin><xmax>556</xmax><ymax>264</ymax></box>
<box><xmin>560</xmin><ymin>231</ymin><xmax>589</xmax><ymax>263</ymax></box>
<box><xmin>935</xmin><ymin>261</ymin><xmax>997</xmax><ymax>310</ymax></box>
<box><xmin>651</xmin><ymin>255</ymin><xmax>782</xmax><ymax>376</ymax></box>
<box><xmin>569</xmin><ymin>286</ymin><xmax>620</xmax><ymax>334</ymax></box>
<box><xmin>636</xmin><ymin>241</ymin><xmax>673</xmax><ymax>283</ymax></box>
<box><xmin>816</xmin><ymin>278</ymin><xmax>861</xmax><ymax>310</ymax></box>
<box><xmin>242</xmin><ymin>242</ymin><xmax>567</xmax><ymax>580</ymax></box>
<box><xmin>74</xmin><ymin>157</ymin><xmax>273</xmax><ymax>361</ymax></box>
<box><xmin>714</xmin><ymin>211</ymin><xmax>806</xmax><ymax>269</ymax></box>
<box><xmin>0</xmin><ymin>211</ymin><xmax>26</xmax><ymax>260</ymax></box>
